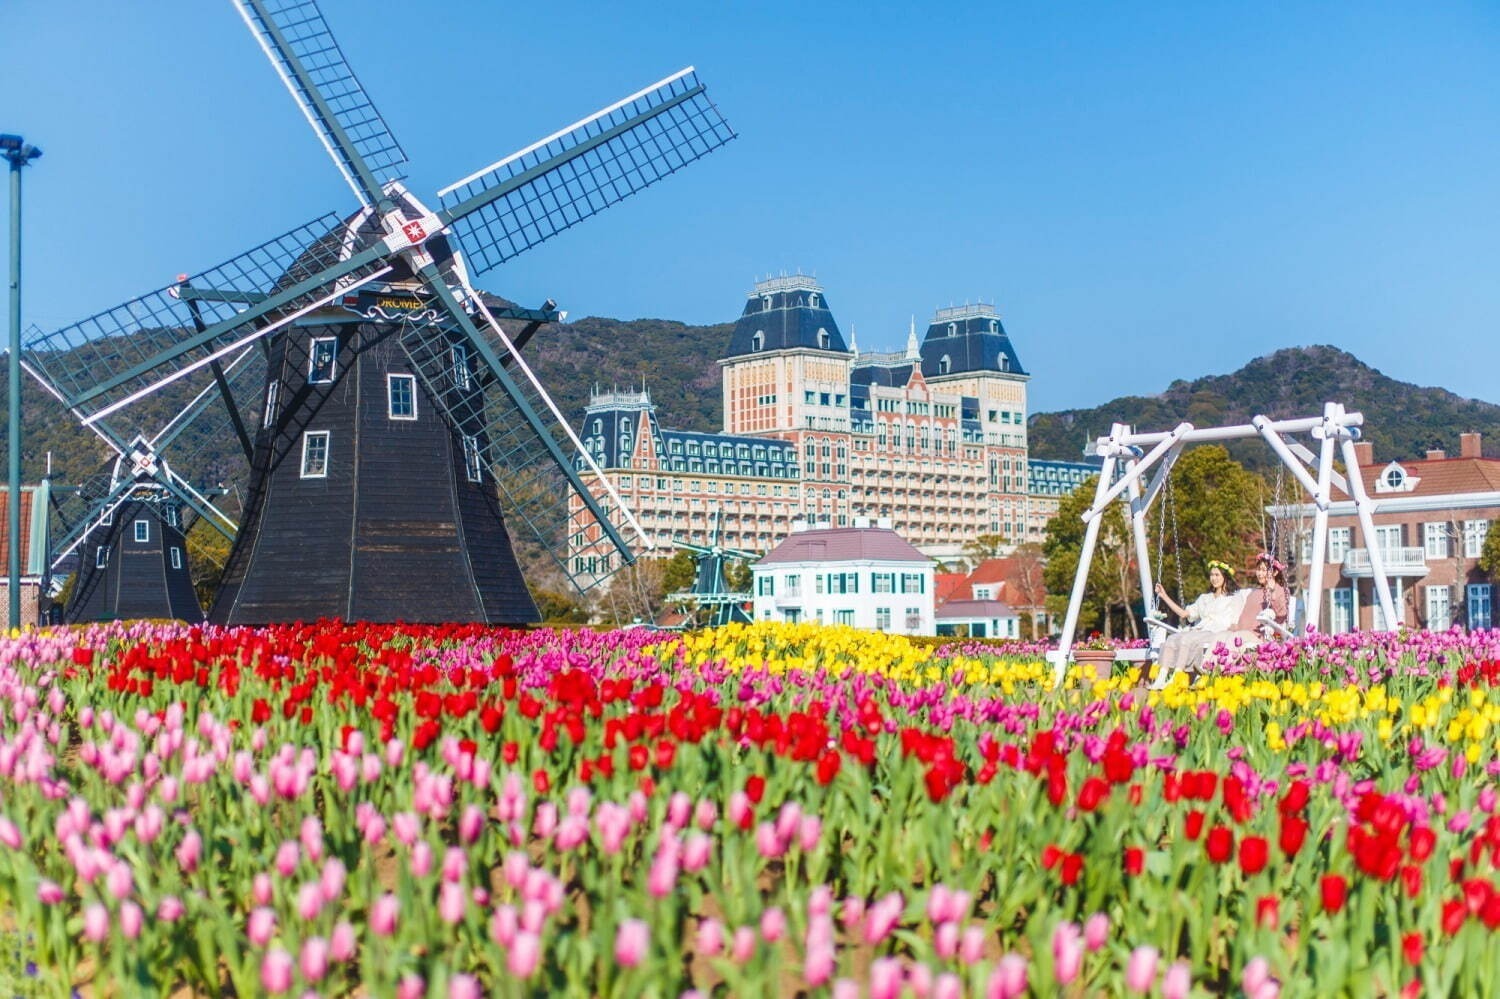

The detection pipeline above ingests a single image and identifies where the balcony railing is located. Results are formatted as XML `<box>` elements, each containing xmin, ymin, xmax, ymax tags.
<box><xmin>1343</xmin><ymin>547</ymin><xmax>1429</xmax><ymax>577</ymax></box>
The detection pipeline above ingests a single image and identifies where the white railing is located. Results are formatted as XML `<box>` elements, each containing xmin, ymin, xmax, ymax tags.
<box><xmin>1344</xmin><ymin>547</ymin><xmax>1428</xmax><ymax>576</ymax></box>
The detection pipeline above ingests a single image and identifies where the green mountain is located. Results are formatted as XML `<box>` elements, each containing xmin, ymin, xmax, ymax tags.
<box><xmin>1026</xmin><ymin>345</ymin><xmax>1500</xmax><ymax>472</ymax></box>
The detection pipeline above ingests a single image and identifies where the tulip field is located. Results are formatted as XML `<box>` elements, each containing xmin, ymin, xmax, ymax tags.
<box><xmin>2</xmin><ymin>622</ymin><xmax>1500</xmax><ymax>996</ymax></box>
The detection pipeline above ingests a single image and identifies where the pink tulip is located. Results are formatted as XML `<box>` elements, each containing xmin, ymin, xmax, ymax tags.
<box><xmin>647</xmin><ymin>852</ymin><xmax>679</xmax><ymax>898</ymax></box>
<box><xmin>330</xmin><ymin>921</ymin><xmax>356</xmax><ymax>962</ymax></box>
<box><xmin>491</xmin><ymin>904</ymin><xmax>518</xmax><ymax>947</ymax></box>
<box><xmin>668</xmin><ymin>792</ymin><xmax>691</xmax><ymax>827</ymax></box>
<box><xmin>908</xmin><ymin>962</ymin><xmax>933</xmax><ymax>997</ymax></box>
<box><xmin>809</xmin><ymin>885</ymin><xmax>834</xmax><ymax>917</ymax></box>
<box><xmin>959</xmin><ymin>925</ymin><xmax>986</xmax><ymax>965</ymax></box>
<box><xmin>798</xmin><ymin>815</ymin><xmax>822</xmax><ymax>851</ymax></box>
<box><xmin>933</xmin><ymin>972</ymin><xmax>963</xmax><ymax>999</ymax></box>
<box><xmin>775</xmin><ymin>801</ymin><xmax>802</xmax><ymax>842</ymax></box>
<box><xmin>106</xmin><ymin>861</ymin><xmax>133</xmax><ymax>900</ymax></box>
<box><xmin>37</xmin><ymin>879</ymin><xmax>64</xmax><ymax>905</ymax></box>
<box><xmin>411</xmin><ymin>841</ymin><xmax>433</xmax><ymax>878</ymax></box>
<box><xmin>297</xmin><ymin>882</ymin><xmax>323</xmax><ymax>920</ymax></box>
<box><xmin>441</xmin><ymin>847</ymin><xmax>467</xmax><ymax>883</ymax></box>
<box><xmin>1243</xmin><ymin>956</ymin><xmax>1270</xmax><ymax>994</ymax></box>
<box><xmin>760</xmin><ymin>907</ymin><xmax>786</xmax><ymax>942</ymax></box>
<box><xmin>300</xmin><ymin>937</ymin><xmax>329</xmax><ymax>982</ymax></box>
<box><xmin>396</xmin><ymin>974</ymin><xmax>425</xmax><ymax>999</ymax></box>
<box><xmin>83</xmin><ymin>902</ymin><xmax>109</xmax><ymax>942</ymax></box>
<box><xmin>1125</xmin><ymin>946</ymin><xmax>1159</xmax><ymax>994</ymax></box>
<box><xmin>1163</xmin><ymin>960</ymin><xmax>1193</xmax><ymax>999</ymax></box>
<box><xmin>935</xmin><ymin>922</ymin><xmax>959</xmax><ymax>958</ymax></box>
<box><xmin>1052</xmin><ymin>923</ymin><xmax>1082</xmax><ymax>985</ymax></box>
<box><xmin>157</xmin><ymin>895</ymin><xmax>185</xmax><ymax>922</ymax></box>
<box><xmin>615</xmin><ymin>918</ymin><xmax>649</xmax><ymax>967</ymax></box>
<box><xmin>731</xmin><ymin>925</ymin><xmax>756</xmax><ymax>963</ymax></box>
<box><xmin>439</xmin><ymin>881</ymin><xmax>466</xmax><ymax>925</ymax></box>
<box><xmin>459</xmin><ymin>804</ymin><xmax>485</xmax><ymax>844</ymax></box>
<box><xmin>253</xmin><ymin>872</ymin><xmax>273</xmax><ymax>905</ymax></box>
<box><xmin>504</xmin><ymin>851</ymin><xmax>529</xmax><ymax>888</ymax></box>
<box><xmin>508</xmin><ymin>931</ymin><xmax>541</xmax><ymax>978</ymax></box>
<box><xmin>728</xmin><ymin>791</ymin><xmax>751</xmax><ymax>828</ymax></box>
<box><xmin>0</xmin><ymin>817</ymin><xmax>23</xmax><ymax>850</ymax></box>
<box><xmin>320</xmin><ymin>857</ymin><xmax>347</xmax><ymax>903</ymax></box>
<box><xmin>695</xmin><ymin>798</ymin><xmax>717</xmax><ymax>829</ymax></box>
<box><xmin>370</xmin><ymin>894</ymin><xmax>399</xmax><ymax>937</ymax></box>
<box><xmin>754</xmin><ymin>822</ymin><xmax>784</xmax><ymax>858</ymax></box>
<box><xmin>119</xmin><ymin>901</ymin><xmax>143</xmax><ymax>940</ymax></box>
<box><xmin>682</xmin><ymin>832</ymin><xmax>711</xmax><ymax>871</ymax></box>
<box><xmin>840</xmin><ymin>896</ymin><xmax>866</xmax><ymax>931</ymax></box>
<box><xmin>449</xmin><ymin>974</ymin><xmax>481</xmax><ymax>999</ymax></box>
<box><xmin>261</xmin><ymin>948</ymin><xmax>293</xmax><ymax>994</ymax></box>
<box><xmin>533</xmin><ymin>802</ymin><xmax>558</xmax><ymax>840</ymax></box>
<box><xmin>695</xmin><ymin>918</ymin><xmax>724</xmax><ymax>957</ymax></box>
<box><xmin>248</xmin><ymin>907</ymin><xmax>276</xmax><ymax>946</ymax></box>
<box><xmin>1084</xmin><ymin>912</ymin><xmax>1109</xmax><ymax>951</ymax></box>
<box><xmin>863</xmin><ymin>892</ymin><xmax>904</xmax><ymax>945</ymax></box>
<box><xmin>870</xmin><ymin>958</ymin><xmax>902</xmax><ymax>999</ymax></box>
<box><xmin>804</xmin><ymin>945</ymin><xmax>835</xmax><ymax>987</ymax></box>
<box><xmin>832</xmin><ymin>980</ymin><xmax>860</xmax><ymax>999</ymax></box>
<box><xmin>992</xmin><ymin>954</ymin><xmax>1028</xmax><ymax>999</ymax></box>
<box><xmin>274</xmin><ymin>840</ymin><xmax>299</xmax><ymax>878</ymax></box>
<box><xmin>392</xmin><ymin>811</ymin><xmax>421</xmax><ymax>846</ymax></box>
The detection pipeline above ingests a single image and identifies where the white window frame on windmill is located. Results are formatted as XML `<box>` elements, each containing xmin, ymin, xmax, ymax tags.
<box><xmin>451</xmin><ymin>343</ymin><xmax>472</xmax><ymax>390</ymax></box>
<box><xmin>95</xmin><ymin>546</ymin><xmax>109</xmax><ymax>569</ymax></box>
<box><xmin>134</xmin><ymin>520</ymin><xmax>150</xmax><ymax>544</ymax></box>
<box><xmin>262</xmin><ymin>380</ymin><xmax>280</xmax><ymax>430</ymax></box>
<box><xmin>308</xmin><ymin>338</ymin><xmax>338</xmax><ymax>384</ymax></box>
<box><xmin>387</xmin><ymin>374</ymin><xmax>418</xmax><ymax>421</ymax></box>
<box><xmin>170</xmin><ymin>547</ymin><xmax>183</xmax><ymax>571</ymax></box>
<box><xmin>462</xmin><ymin>436</ymin><xmax>483</xmax><ymax>483</ymax></box>
<box><xmin>301</xmin><ymin>431</ymin><xmax>331</xmax><ymax>479</ymax></box>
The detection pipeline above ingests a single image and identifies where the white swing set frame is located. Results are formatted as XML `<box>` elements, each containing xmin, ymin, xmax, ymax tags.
<box><xmin>1048</xmin><ymin>402</ymin><xmax>1398</xmax><ymax>685</ymax></box>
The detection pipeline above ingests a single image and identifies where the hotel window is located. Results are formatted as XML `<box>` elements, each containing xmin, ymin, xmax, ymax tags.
<box><xmin>388</xmin><ymin>374</ymin><xmax>418</xmax><ymax>420</ymax></box>
<box><xmin>875</xmin><ymin>607</ymin><xmax>891</xmax><ymax>631</ymax></box>
<box><xmin>170</xmin><ymin>547</ymin><xmax>183</xmax><ymax>571</ymax></box>
<box><xmin>751</xmin><ymin>331</ymin><xmax>764</xmax><ymax>351</ymax></box>
<box><xmin>938</xmin><ymin>355</ymin><xmax>951</xmax><ymax>375</ymax></box>
<box><xmin>308</xmin><ymin>337</ymin><xmax>337</xmax><ymax>384</ymax></box>
<box><xmin>134</xmin><ymin>520</ymin><xmax>149</xmax><ymax>543</ymax></box>
<box><xmin>1426</xmin><ymin>585</ymin><xmax>1452</xmax><ymax>631</ymax></box>
<box><xmin>300</xmin><ymin>431</ymin><xmax>330</xmax><ymax>478</ymax></box>
<box><xmin>1328</xmin><ymin>527</ymin><xmax>1351</xmax><ymax>564</ymax></box>
<box><xmin>262</xmin><ymin>380</ymin><xmax>280</xmax><ymax>429</ymax></box>
<box><xmin>1425</xmin><ymin>522</ymin><xmax>1449</xmax><ymax>559</ymax></box>
<box><xmin>462</xmin><ymin>436</ymin><xmax>484</xmax><ymax>483</ymax></box>
<box><xmin>1465</xmin><ymin>520</ymin><xmax>1490</xmax><ymax>558</ymax></box>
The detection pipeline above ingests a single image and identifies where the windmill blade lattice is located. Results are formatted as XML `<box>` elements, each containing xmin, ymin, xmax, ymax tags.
<box><xmin>437</xmin><ymin>68</ymin><xmax>735</xmax><ymax>274</ymax></box>
<box><xmin>22</xmin><ymin>212</ymin><xmax>391</xmax><ymax>431</ymax></box>
<box><xmin>233</xmin><ymin>0</ymin><xmax>407</xmax><ymax>206</ymax></box>
<box><xmin>394</xmin><ymin>291</ymin><xmax>642</xmax><ymax>591</ymax></box>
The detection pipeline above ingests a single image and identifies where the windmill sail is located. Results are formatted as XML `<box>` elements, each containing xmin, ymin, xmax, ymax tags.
<box><xmin>437</xmin><ymin>68</ymin><xmax>735</xmax><ymax>273</ymax></box>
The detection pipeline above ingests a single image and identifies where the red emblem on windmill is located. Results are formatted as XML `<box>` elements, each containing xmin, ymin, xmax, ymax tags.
<box><xmin>401</xmin><ymin>219</ymin><xmax>428</xmax><ymax>244</ymax></box>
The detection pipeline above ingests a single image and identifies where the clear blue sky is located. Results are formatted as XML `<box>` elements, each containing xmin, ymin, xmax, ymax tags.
<box><xmin>4</xmin><ymin>1</ymin><xmax>1497</xmax><ymax>413</ymax></box>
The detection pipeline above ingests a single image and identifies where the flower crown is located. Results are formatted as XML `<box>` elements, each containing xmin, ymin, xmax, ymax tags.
<box><xmin>1255</xmin><ymin>551</ymin><xmax>1288</xmax><ymax>573</ymax></box>
<box><xmin>1206</xmin><ymin>559</ymin><xmax>1236</xmax><ymax>576</ymax></box>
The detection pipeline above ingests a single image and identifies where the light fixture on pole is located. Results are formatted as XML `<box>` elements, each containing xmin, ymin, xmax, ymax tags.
<box><xmin>2</xmin><ymin>133</ymin><xmax>41</xmax><ymax>629</ymax></box>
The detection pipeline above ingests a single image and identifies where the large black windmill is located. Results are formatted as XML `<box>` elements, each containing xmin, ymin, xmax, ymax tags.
<box><xmin>666</xmin><ymin>513</ymin><xmax>756</xmax><ymax>629</ymax></box>
<box><xmin>24</xmin><ymin>0</ymin><xmax>734</xmax><ymax>625</ymax></box>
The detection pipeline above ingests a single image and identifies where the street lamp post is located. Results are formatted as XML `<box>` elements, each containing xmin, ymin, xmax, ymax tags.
<box><xmin>2</xmin><ymin>134</ymin><xmax>41</xmax><ymax>630</ymax></box>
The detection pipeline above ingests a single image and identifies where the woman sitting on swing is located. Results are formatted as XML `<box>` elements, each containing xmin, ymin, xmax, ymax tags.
<box><xmin>1238</xmin><ymin>552</ymin><xmax>1290</xmax><ymax>638</ymax></box>
<box><xmin>1152</xmin><ymin>559</ymin><xmax>1245</xmax><ymax>674</ymax></box>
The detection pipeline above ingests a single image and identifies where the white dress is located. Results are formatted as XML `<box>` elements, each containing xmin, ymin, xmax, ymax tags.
<box><xmin>1159</xmin><ymin>590</ymin><xmax>1248</xmax><ymax>672</ymax></box>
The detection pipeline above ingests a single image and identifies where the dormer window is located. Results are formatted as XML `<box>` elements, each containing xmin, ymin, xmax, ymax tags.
<box><xmin>948</xmin><ymin>323</ymin><xmax>957</xmax><ymax>336</ymax></box>
<box><xmin>1376</xmin><ymin>462</ymin><xmax>1419</xmax><ymax>493</ymax></box>
<box><xmin>592</xmin><ymin>419</ymin><xmax>602</xmax><ymax>435</ymax></box>
<box><xmin>990</xmin><ymin>319</ymin><xmax>999</xmax><ymax>333</ymax></box>
<box><xmin>810</xmin><ymin>293</ymin><xmax>819</xmax><ymax>307</ymax></box>
<box><xmin>938</xmin><ymin>354</ymin><xmax>951</xmax><ymax>375</ymax></box>
<box><xmin>751</xmin><ymin>330</ymin><xmax>763</xmax><ymax>352</ymax></box>
<box><xmin>817</xmin><ymin>328</ymin><xmax>830</xmax><ymax>350</ymax></box>
<box><xmin>999</xmin><ymin>355</ymin><xmax>1010</xmax><ymax>372</ymax></box>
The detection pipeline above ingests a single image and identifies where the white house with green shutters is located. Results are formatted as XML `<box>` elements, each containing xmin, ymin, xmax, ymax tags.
<box><xmin>751</xmin><ymin>520</ymin><xmax>935</xmax><ymax>634</ymax></box>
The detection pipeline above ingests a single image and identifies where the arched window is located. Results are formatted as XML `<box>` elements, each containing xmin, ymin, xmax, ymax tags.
<box><xmin>751</xmin><ymin>330</ymin><xmax>764</xmax><ymax>352</ymax></box>
<box><xmin>810</xmin><ymin>293</ymin><xmax>820</xmax><ymax>307</ymax></box>
<box><xmin>938</xmin><ymin>354</ymin><xmax>951</xmax><ymax>375</ymax></box>
<box><xmin>592</xmin><ymin>419</ymin><xmax>602</xmax><ymax>434</ymax></box>
<box><xmin>990</xmin><ymin>319</ymin><xmax>999</xmax><ymax>333</ymax></box>
<box><xmin>817</xmin><ymin>328</ymin><xmax>830</xmax><ymax>350</ymax></box>
<box><xmin>999</xmin><ymin>354</ymin><xmax>1010</xmax><ymax>372</ymax></box>
<box><xmin>948</xmin><ymin>323</ymin><xmax>957</xmax><ymax>335</ymax></box>
<box><xmin>620</xmin><ymin>417</ymin><xmax>632</xmax><ymax>435</ymax></box>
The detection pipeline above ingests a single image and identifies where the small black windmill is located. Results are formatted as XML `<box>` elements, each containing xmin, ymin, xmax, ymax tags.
<box><xmin>19</xmin><ymin>333</ymin><xmax>256</xmax><ymax>621</ymax></box>
<box><xmin>666</xmin><ymin>513</ymin><xmax>757</xmax><ymax>629</ymax></box>
<box><xmin>23</xmin><ymin>0</ymin><xmax>734</xmax><ymax>625</ymax></box>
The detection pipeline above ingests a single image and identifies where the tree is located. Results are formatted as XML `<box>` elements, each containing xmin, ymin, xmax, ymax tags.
<box><xmin>962</xmin><ymin>534</ymin><xmax>1008</xmax><ymax>568</ymax></box>
<box><xmin>184</xmin><ymin>519</ymin><xmax>234</xmax><ymax>611</ymax></box>
<box><xmin>1149</xmin><ymin>445</ymin><xmax>1265</xmax><ymax>607</ymax></box>
<box><xmin>662</xmin><ymin>550</ymin><xmax>697</xmax><ymax>595</ymax></box>
<box><xmin>723</xmin><ymin>559</ymin><xmax>753</xmax><ymax>594</ymax></box>
<box><xmin>1007</xmin><ymin>542</ymin><xmax>1048</xmax><ymax>637</ymax></box>
<box><xmin>1479</xmin><ymin>522</ymin><xmax>1500</xmax><ymax>580</ymax></box>
<box><xmin>1043</xmin><ymin>477</ymin><xmax>1137</xmax><ymax>638</ymax></box>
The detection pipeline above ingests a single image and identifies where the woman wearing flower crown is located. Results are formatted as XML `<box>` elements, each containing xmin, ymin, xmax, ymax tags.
<box><xmin>1152</xmin><ymin>559</ymin><xmax>1245</xmax><ymax>674</ymax></box>
<box><xmin>1237</xmin><ymin>552</ymin><xmax>1290</xmax><ymax>638</ymax></box>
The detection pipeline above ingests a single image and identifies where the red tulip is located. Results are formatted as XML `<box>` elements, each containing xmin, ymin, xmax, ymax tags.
<box><xmin>1238</xmin><ymin>836</ymin><xmax>1268</xmax><ymax>876</ymax></box>
<box><xmin>1409</xmin><ymin>826</ymin><xmax>1436</xmax><ymax>862</ymax></box>
<box><xmin>1255</xmin><ymin>895</ymin><xmax>1279</xmax><ymax>928</ymax></box>
<box><xmin>1442</xmin><ymin>899</ymin><xmax>1467</xmax><ymax>935</ymax></box>
<box><xmin>1206</xmin><ymin>826</ymin><xmax>1234</xmax><ymax>864</ymax></box>
<box><xmin>1123</xmin><ymin>847</ymin><xmax>1145</xmax><ymax>877</ymax></box>
<box><xmin>1401</xmin><ymin>931</ymin><xmax>1423</xmax><ymax>966</ymax></box>
<box><xmin>1279</xmin><ymin>815</ymin><xmax>1308</xmax><ymax>857</ymax></box>
<box><xmin>1320</xmin><ymin>874</ymin><xmax>1348</xmax><ymax>913</ymax></box>
<box><xmin>1184</xmin><ymin>811</ymin><xmax>1205</xmax><ymax>841</ymax></box>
